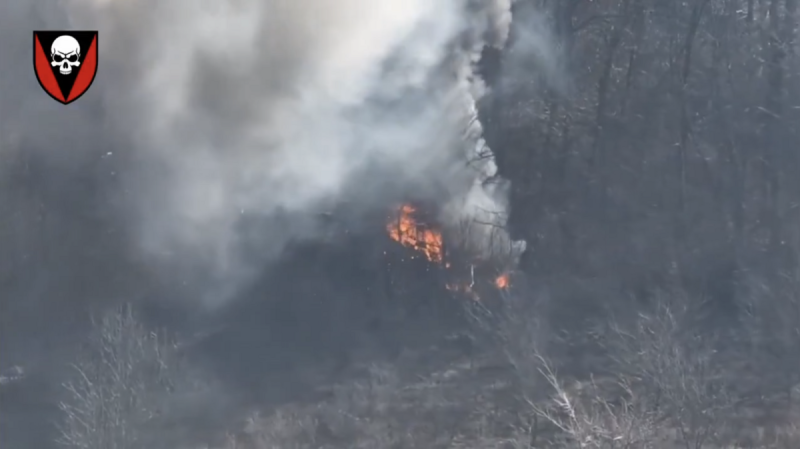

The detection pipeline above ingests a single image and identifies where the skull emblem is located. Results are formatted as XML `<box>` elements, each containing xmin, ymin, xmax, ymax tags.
<box><xmin>50</xmin><ymin>35</ymin><xmax>81</xmax><ymax>75</ymax></box>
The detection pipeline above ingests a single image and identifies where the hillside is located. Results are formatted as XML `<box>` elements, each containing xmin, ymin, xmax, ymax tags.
<box><xmin>3</xmin><ymin>0</ymin><xmax>800</xmax><ymax>448</ymax></box>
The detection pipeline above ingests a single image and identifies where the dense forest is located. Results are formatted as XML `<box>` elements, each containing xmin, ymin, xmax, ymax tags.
<box><xmin>2</xmin><ymin>0</ymin><xmax>800</xmax><ymax>448</ymax></box>
<box><xmin>492</xmin><ymin>0</ymin><xmax>799</xmax><ymax>298</ymax></box>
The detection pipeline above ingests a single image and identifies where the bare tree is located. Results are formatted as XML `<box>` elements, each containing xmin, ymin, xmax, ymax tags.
<box><xmin>605</xmin><ymin>290</ymin><xmax>732</xmax><ymax>449</ymax></box>
<box><xmin>532</xmin><ymin>360</ymin><xmax>660</xmax><ymax>449</ymax></box>
<box><xmin>57</xmin><ymin>304</ymin><xmax>178</xmax><ymax>449</ymax></box>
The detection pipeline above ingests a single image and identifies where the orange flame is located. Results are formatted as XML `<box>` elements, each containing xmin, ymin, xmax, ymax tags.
<box><xmin>386</xmin><ymin>203</ymin><xmax>511</xmax><ymax>297</ymax></box>
<box><xmin>386</xmin><ymin>204</ymin><xmax>443</xmax><ymax>263</ymax></box>
<box><xmin>495</xmin><ymin>273</ymin><xmax>510</xmax><ymax>289</ymax></box>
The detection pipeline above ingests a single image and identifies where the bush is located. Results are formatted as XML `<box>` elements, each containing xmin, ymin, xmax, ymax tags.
<box><xmin>57</xmin><ymin>304</ymin><xmax>178</xmax><ymax>449</ymax></box>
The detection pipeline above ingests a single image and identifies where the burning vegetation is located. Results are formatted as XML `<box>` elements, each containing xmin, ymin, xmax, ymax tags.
<box><xmin>494</xmin><ymin>273</ymin><xmax>509</xmax><ymax>290</ymax></box>
<box><xmin>385</xmin><ymin>204</ymin><xmax>444</xmax><ymax>263</ymax></box>
<box><xmin>386</xmin><ymin>203</ymin><xmax>510</xmax><ymax>299</ymax></box>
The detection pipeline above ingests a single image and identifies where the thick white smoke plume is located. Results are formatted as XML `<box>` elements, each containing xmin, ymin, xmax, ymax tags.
<box><xmin>64</xmin><ymin>0</ymin><xmax>524</xmax><ymax>305</ymax></box>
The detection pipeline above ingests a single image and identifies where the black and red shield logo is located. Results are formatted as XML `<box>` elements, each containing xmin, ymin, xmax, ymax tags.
<box><xmin>33</xmin><ymin>30</ymin><xmax>98</xmax><ymax>105</ymax></box>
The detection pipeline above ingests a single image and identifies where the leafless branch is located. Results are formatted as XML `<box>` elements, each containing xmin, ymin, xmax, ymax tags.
<box><xmin>56</xmin><ymin>304</ymin><xmax>180</xmax><ymax>449</ymax></box>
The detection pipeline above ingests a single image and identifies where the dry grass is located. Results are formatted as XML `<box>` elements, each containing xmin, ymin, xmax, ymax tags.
<box><xmin>56</xmin><ymin>279</ymin><xmax>800</xmax><ymax>449</ymax></box>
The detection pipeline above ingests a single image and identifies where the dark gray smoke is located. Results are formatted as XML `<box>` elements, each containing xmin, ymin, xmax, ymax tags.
<box><xmin>0</xmin><ymin>2</ymin><xmax>556</xmax><ymax>446</ymax></box>
<box><xmin>4</xmin><ymin>0</ymin><xmax>527</xmax><ymax>309</ymax></box>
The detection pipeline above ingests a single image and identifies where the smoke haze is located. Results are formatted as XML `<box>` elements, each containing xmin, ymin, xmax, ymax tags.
<box><xmin>6</xmin><ymin>0</ymin><xmax>524</xmax><ymax>307</ymax></box>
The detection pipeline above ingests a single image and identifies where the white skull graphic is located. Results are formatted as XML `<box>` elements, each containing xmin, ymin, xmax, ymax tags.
<box><xmin>51</xmin><ymin>35</ymin><xmax>81</xmax><ymax>75</ymax></box>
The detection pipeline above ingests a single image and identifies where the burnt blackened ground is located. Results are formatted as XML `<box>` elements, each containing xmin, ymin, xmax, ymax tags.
<box><xmin>188</xmin><ymin>225</ymin><xmax>469</xmax><ymax>406</ymax></box>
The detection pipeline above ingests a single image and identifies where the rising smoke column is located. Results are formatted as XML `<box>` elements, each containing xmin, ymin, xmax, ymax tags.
<box><xmin>64</xmin><ymin>0</ymin><xmax>523</xmax><ymax>306</ymax></box>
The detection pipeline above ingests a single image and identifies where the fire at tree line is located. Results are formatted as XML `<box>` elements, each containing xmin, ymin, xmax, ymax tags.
<box><xmin>6</xmin><ymin>0</ymin><xmax>800</xmax><ymax>448</ymax></box>
<box><xmin>386</xmin><ymin>203</ymin><xmax>511</xmax><ymax>299</ymax></box>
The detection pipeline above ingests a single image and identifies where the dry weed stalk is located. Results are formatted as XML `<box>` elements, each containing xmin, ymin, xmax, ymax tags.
<box><xmin>227</xmin><ymin>364</ymin><xmax>410</xmax><ymax>449</ymax></box>
<box><xmin>225</xmin><ymin>409</ymin><xmax>317</xmax><ymax>449</ymax></box>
